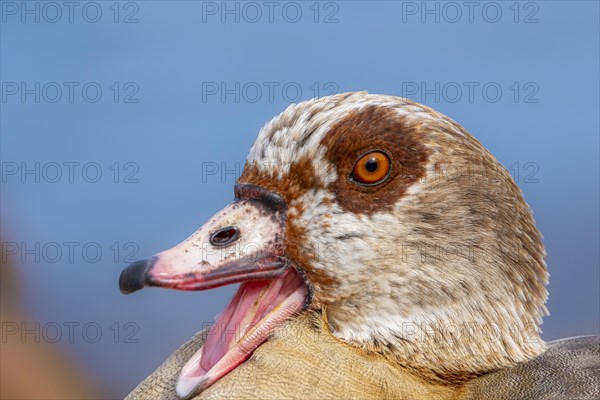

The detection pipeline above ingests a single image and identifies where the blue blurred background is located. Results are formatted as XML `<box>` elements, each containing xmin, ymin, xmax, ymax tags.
<box><xmin>1</xmin><ymin>1</ymin><xmax>598</xmax><ymax>397</ymax></box>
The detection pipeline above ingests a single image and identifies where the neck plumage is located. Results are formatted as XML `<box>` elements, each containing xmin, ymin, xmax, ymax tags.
<box><xmin>329</xmin><ymin>296</ymin><xmax>547</xmax><ymax>385</ymax></box>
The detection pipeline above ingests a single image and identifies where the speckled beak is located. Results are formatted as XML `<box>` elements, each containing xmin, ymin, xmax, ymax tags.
<box><xmin>119</xmin><ymin>184</ymin><xmax>310</xmax><ymax>399</ymax></box>
<box><xmin>119</xmin><ymin>184</ymin><xmax>288</xmax><ymax>294</ymax></box>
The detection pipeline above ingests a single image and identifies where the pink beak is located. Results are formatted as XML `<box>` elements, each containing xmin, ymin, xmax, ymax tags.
<box><xmin>119</xmin><ymin>184</ymin><xmax>289</xmax><ymax>294</ymax></box>
<box><xmin>119</xmin><ymin>183</ymin><xmax>311</xmax><ymax>399</ymax></box>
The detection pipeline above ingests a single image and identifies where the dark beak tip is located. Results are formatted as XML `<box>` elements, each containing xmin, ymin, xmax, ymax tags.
<box><xmin>119</xmin><ymin>257</ymin><xmax>156</xmax><ymax>294</ymax></box>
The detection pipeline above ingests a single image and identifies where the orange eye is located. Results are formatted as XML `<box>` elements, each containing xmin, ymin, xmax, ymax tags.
<box><xmin>351</xmin><ymin>151</ymin><xmax>391</xmax><ymax>185</ymax></box>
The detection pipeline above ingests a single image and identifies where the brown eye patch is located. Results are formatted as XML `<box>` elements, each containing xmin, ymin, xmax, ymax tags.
<box><xmin>351</xmin><ymin>150</ymin><xmax>391</xmax><ymax>185</ymax></box>
<box><xmin>322</xmin><ymin>105</ymin><xmax>430</xmax><ymax>215</ymax></box>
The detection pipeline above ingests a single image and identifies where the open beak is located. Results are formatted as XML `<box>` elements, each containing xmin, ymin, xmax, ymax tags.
<box><xmin>119</xmin><ymin>183</ymin><xmax>309</xmax><ymax>399</ymax></box>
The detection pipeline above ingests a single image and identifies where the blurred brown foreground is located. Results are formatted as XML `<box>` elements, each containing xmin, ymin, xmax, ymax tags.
<box><xmin>1</xmin><ymin>240</ymin><xmax>105</xmax><ymax>399</ymax></box>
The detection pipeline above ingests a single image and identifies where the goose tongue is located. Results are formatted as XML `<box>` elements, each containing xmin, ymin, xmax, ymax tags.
<box><xmin>177</xmin><ymin>268</ymin><xmax>307</xmax><ymax>399</ymax></box>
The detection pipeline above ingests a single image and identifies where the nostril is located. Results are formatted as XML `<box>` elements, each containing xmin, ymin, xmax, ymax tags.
<box><xmin>210</xmin><ymin>226</ymin><xmax>240</xmax><ymax>247</ymax></box>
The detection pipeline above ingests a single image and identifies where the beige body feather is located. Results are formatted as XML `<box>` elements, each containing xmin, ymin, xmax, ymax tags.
<box><xmin>127</xmin><ymin>312</ymin><xmax>599</xmax><ymax>400</ymax></box>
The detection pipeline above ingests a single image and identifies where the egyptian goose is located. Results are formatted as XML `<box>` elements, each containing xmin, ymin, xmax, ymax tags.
<box><xmin>120</xmin><ymin>92</ymin><xmax>599</xmax><ymax>399</ymax></box>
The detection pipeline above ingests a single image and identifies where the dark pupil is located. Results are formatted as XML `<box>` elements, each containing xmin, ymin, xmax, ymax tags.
<box><xmin>365</xmin><ymin>158</ymin><xmax>378</xmax><ymax>172</ymax></box>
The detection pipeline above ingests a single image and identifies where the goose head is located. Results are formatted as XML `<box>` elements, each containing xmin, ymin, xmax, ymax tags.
<box><xmin>119</xmin><ymin>92</ymin><xmax>549</xmax><ymax>399</ymax></box>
